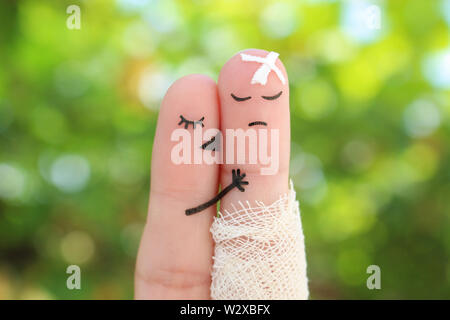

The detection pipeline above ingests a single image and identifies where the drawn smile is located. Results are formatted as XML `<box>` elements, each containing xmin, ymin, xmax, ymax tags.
<box><xmin>248</xmin><ymin>121</ymin><xmax>268</xmax><ymax>127</ymax></box>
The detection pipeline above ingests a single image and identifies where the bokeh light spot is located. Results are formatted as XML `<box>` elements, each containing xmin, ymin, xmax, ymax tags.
<box><xmin>297</xmin><ymin>78</ymin><xmax>337</xmax><ymax>120</ymax></box>
<box><xmin>122</xmin><ymin>22</ymin><xmax>155</xmax><ymax>58</ymax></box>
<box><xmin>50</xmin><ymin>154</ymin><xmax>90</xmax><ymax>193</ymax></box>
<box><xmin>138</xmin><ymin>68</ymin><xmax>174</xmax><ymax>110</ymax></box>
<box><xmin>340</xmin><ymin>1</ymin><xmax>386</xmax><ymax>44</ymax></box>
<box><xmin>54</xmin><ymin>61</ymin><xmax>90</xmax><ymax>98</ymax></box>
<box><xmin>20</xmin><ymin>287</ymin><xmax>53</xmax><ymax>300</ymax></box>
<box><xmin>403</xmin><ymin>99</ymin><xmax>441</xmax><ymax>138</ymax></box>
<box><xmin>143</xmin><ymin>0</ymin><xmax>181</xmax><ymax>33</ymax></box>
<box><xmin>202</xmin><ymin>28</ymin><xmax>243</xmax><ymax>65</ymax></box>
<box><xmin>442</xmin><ymin>0</ymin><xmax>450</xmax><ymax>26</ymax></box>
<box><xmin>341</xmin><ymin>140</ymin><xmax>374</xmax><ymax>172</ymax></box>
<box><xmin>403</xmin><ymin>143</ymin><xmax>439</xmax><ymax>182</ymax></box>
<box><xmin>260</xmin><ymin>2</ymin><xmax>299</xmax><ymax>39</ymax></box>
<box><xmin>61</xmin><ymin>231</ymin><xmax>95</xmax><ymax>264</ymax></box>
<box><xmin>0</xmin><ymin>163</ymin><xmax>26</xmax><ymax>200</ymax></box>
<box><xmin>422</xmin><ymin>48</ymin><xmax>450</xmax><ymax>89</ymax></box>
<box><xmin>116</xmin><ymin>0</ymin><xmax>151</xmax><ymax>13</ymax></box>
<box><xmin>307</xmin><ymin>29</ymin><xmax>356</xmax><ymax>64</ymax></box>
<box><xmin>291</xmin><ymin>153</ymin><xmax>328</xmax><ymax>205</ymax></box>
<box><xmin>291</xmin><ymin>153</ymin><xmax>325</xmax><ymax>190</ymax></box>
<box><xmin>176</xmin><ymin>56</ymin><xmax>214</xmax><ymax>79</ymax></box>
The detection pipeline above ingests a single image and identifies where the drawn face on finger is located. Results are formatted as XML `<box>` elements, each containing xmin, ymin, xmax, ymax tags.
<box><xmin>183</xmin><ymin>49</ymin><xmax>290</xmax><ymax>216</ymax></box>
<box><xmin>218</xmin><ymin>49</ymin><xmax>289</xmax><ymax>130</ymax></box>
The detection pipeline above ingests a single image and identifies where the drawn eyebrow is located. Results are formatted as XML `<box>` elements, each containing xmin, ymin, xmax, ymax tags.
<box><xmin>178</xmin><ymin>115</ymin><xmax>204</xmax><ymax>129</ymax></box>
<box><xmin>262</xmin><ymin>91</ymin><xmax>283</xmax><ymax>100</ymax></box>
<box><xmin>231</xmin><ymin>93</ymin><xmax>251</xmax><ymax>102</ymax></box>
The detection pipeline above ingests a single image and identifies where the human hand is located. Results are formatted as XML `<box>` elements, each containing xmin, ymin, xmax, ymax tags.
<box><xmin>134</xmin><ymin>49</ymin><xmax>304</xmax><ymax>299</ymax></box>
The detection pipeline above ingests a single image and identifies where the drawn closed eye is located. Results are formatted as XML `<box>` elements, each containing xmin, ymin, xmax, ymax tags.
<box><xmin>231</xmin><ymin>93</ymin><xmax>251</xmax><ymax>102</ymax></box>
<box><xmin>262</xmin><ymin>91</ymin><xmax>282</xmax><ymax>100</ymax></box>
<box><xmin>178</xmin><ymin>115</ymin><xmax>204</xmax><ymax>129</ymax></box>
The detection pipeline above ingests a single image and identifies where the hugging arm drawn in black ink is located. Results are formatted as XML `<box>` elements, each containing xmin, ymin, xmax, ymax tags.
<box><xmin>178</xmin><ymin>115</ymin><xmax>205</xmax><ymax>129</ymax></box>
<box><xmin>201</xmin><ymin>136</ymin><xmax>216</xmax><ymax>150</ymax></box>
<box><xmin>201</xmin><ymin>132</ymin><xmax>221</xmax><ymax>151</ymax></box>
<box><xmin>185</xmin><ymin>169</ymin><xmax>249</xmax><ymax>216</ymax></box>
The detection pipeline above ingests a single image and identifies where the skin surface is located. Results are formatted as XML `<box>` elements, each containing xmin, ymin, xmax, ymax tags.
<box><xmin>135</xmin><ymin>49</ymin><xmax>291</xmax><ymax>299</ymax></box>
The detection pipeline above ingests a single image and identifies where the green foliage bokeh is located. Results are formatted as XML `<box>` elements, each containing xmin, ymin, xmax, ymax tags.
<box><xmin>0</xmin><ymin>0</ymin><xmax>449</xmax><ymax>299</ymax></box>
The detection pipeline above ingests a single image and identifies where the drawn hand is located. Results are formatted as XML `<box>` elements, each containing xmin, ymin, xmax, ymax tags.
<box><xmin>231</xmin><ymin>169</ymin><xmax>248</xmax><ymax>192</ymax></box>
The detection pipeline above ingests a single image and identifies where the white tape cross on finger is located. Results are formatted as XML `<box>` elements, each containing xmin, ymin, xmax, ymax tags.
<box><xmin>240</xmin><ymin>51</ymin><xmax>286</xmax><ymax>86</ymax></box>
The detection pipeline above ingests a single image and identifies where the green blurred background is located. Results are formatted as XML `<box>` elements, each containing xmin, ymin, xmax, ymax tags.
<box><xmin>0</xmin><ymin>0</ymin><xmax>449</xmax><ymax>299</ymax></box>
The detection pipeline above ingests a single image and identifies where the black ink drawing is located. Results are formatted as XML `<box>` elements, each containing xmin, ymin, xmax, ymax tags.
<box><xmin>248</xmin><ymin>121</ymin><xmax>267</xmax><ymax>127</ymax></box>
<box><xmin>185</xmin><ymin>169</ymin><xmax>249</xmax><ymax>216</ymax></box>
<box><xmin>201</xmin><ymin>132</ymin><xmax>221</xmax><ymax>151</ymax></box>
<box><xmin>262</xmin><ymin>90</ymin><xmax>282</xmax><ymax>100</ymax></box>
<box><xmin>231</xmin><ymin>93</ymin><xmax>251</xmax><ymax>102</ymax></box>
<box><xmin>201</xmin><ymin>136</ymin><xmax>216</xmax><ymax>150</ymax></box>
<box><xmin>178</xmin><ymin>115</ymin><xmax>205</xmax><ymax>129</ymax></box>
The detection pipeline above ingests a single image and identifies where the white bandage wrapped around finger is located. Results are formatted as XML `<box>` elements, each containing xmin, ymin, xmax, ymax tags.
<box><xmin>210</xmin><ymin>181</ymin><xmax>308</xmax><ymax>300</ymax></box>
